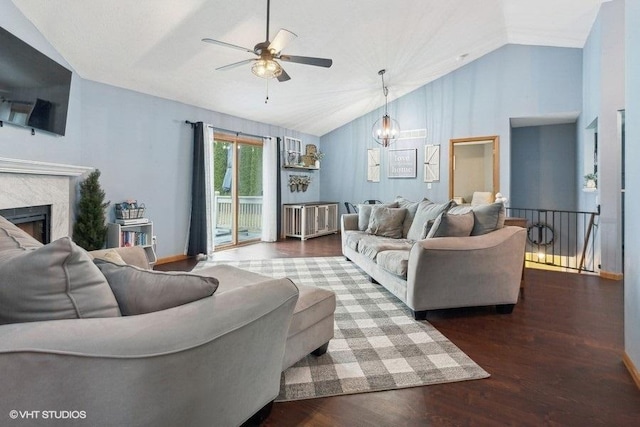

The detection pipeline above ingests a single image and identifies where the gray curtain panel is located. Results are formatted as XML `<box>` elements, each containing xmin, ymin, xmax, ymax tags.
<box><xmin>187</xmin><ymin>122</ymin><xmax>207</xmax><ymax>256</ymax></box>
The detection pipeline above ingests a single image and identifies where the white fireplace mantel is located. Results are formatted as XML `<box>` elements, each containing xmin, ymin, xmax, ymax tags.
<box><xmin>0</xmin><ymin>157</ymin><xmax>93</xmax><ymax>176</ymax></box>
<box><xmin>0</xmin><ymin>157</ymin><xmax>94</xmax><ymax>240</ymax></box>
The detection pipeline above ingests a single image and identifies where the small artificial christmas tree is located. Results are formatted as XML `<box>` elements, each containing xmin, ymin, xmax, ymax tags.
<box><xmin>73</xmin><ymin>169</ymin><xmax>109</xmax><ymax>251</ymax></box>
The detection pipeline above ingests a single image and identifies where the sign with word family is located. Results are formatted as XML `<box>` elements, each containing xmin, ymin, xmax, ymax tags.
<box><xmin>388</xmin><ymin>148</ymin><xmax>417</xmax><ymax>178</ymax></box>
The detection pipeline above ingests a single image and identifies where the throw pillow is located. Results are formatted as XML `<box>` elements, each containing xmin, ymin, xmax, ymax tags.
<box><xmin>94</xmin><ymin>260</ymin><xmax>219</xmax><ymax>316</ymax></box>
<box><xmin>425</xmin><ymin>212</ymin><xmax>475</xmax><ymax>238</ymax></box>
<box><xmin>365</xmin><ymin>206</ymin><xmax>407</xmax><ymax>239</ymax></box>
<box><xmin>357</xmin><ymin>202</ymin><xmax>398</xmax><ymax>231</ymax></box>
<box><xmin>471</xmin><ymin>201</ymin><xmax>506</xmax><ymax>236</ymax></box>
<box><xmin>0</xmin><ymin>215</ymin><xmax>43</xmax><ymax>252</ymax></box>
<box><xmin>406</xmin><ymin>199</ymin><xmax>455</xmax><ymax>241</ymax></box>
<box><xmin>394</xmin><ymin>196</ymin><xmax>421</xmax><ymax>238</ymax></box>
<box><xmin>0</xmin><ymin>237</ymin><xmax>121</xmax><ymax>324</ymax></box>
<box><xmin>91</xmin><ymin>249</ymin><xmax>127</xmax><ymax>265</ymax></box>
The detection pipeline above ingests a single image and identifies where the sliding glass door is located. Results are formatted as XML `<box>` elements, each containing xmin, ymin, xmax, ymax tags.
<box><xmin>213</xmin><ymin>134</ymin><xmax>263</xmax><ymax>247</ymax></box>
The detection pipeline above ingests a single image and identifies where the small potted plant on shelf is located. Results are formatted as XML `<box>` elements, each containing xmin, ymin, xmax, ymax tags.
<box><xmin>584</xmin><ymin>172</ymin><xmax>597</xmax><ymax>189</ymax></box>
<box><xmin>310</xmin><ymin>151</ymin><xmax>325</xmax><ymax>168</ymax></box>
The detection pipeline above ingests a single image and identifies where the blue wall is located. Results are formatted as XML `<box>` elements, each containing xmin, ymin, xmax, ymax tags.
<box><xmin>319</xmin><ymin>44</ymin><xmax>583</xmax><ymax>212</ymax></box>
<box><xmin>624</xmin><ymin>0</ymin><xmax>640</xmax><ymax>382</ymax></box>
<box><xmin>579</xmin><ymin>1</ymin><xmax>625</xmax><ymax>275</ymax></box>
<box><xmin>511</xmin><ymin>124</ymin><xmax>578</xmax><ymax>211</ymax></box>
<box><xmin>0</xmin><ymin>2</ymin><xmax>319</xmax><ymax>258</ymax></box>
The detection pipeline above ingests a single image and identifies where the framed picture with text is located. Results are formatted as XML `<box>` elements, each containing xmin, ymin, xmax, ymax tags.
<box><xmin>388</xmin><ymin>148</ymin><xmax>417</xmax><ymax>178</ymax></box>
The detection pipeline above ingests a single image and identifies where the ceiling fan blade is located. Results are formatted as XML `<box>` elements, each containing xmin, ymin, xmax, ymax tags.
<box><xmin>277</xmin><ymin>67</ymin><xmax>291</xmax><ymax>82</ymax></box>
<box><xmin>269</xmin><ymin>29</ymin><xmax>297</xmax><ymax>55</ymax></box>
<box><xmin>216</xmin><ymin>58</ymin><xmax>255</xmax><ymax>71</ymax></box>
<box><xmin>202</xmin><ymin>38</ymin><xmax>255</xmax><ymax>54</ymax></box>
<box><xmin>279</xmin><ymin>55</ymin><xmax>333</xmax><ymax>68</ymax></box>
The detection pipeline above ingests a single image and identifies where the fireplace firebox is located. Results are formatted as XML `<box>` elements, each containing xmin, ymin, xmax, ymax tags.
<box><xmin>0</xmin><ymin>205</ymin><xmax>51</xmax><ymax>244</ymax></box>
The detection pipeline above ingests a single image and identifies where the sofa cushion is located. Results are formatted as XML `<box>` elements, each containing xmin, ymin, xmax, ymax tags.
<box><xmin>366</xmin><ymin>206</ymin><xmax>407</xmax><ymax>238</ymax></box>
<box><xmin>357</xmin><ymin>202</ymin><xmax>398</xmax><ymax>231</ymax></box>
<box><xmin>394</xmin><ymin>196</ymin><xmax>421</xmax><ymax>238</ymax></box>
<box><xmin>0</xmin><ymin>237</ymin><xmax>121</xmax><ymax>324</ymax></box>
<box><xmin>426</xmin><ymin>212</ymin><xmax>475</xmax><ymax>238</ymax></box>
<box><xmin>94</xmin><ymin>260</ymin><xmax>218</xmax><ymax>316</ymax></box>
<box><xmin>376</xmin><ymin>250</ymin><xmax>410</xmax><ymax>278</ymax></box>
<box><xmin>407</xmin><ymin>199</ymin><xmax>455</xmax><ymax>241</ymax></box>
<box><xmin>344</xmin><ymin>230</ymin><xmax>368</xmax><ymax>252</ymax></box>
<box><xmin>0</xmin><ymin>215</ymin><xmax>43</xmax><ymax>251</ymax></box>
<box><xmin>358</xmin><ymin>235</ymin><xmax>413</xmax><ymax>261</ymax></box>
<box><xmin>471</xmin><ymin>202</ymin><xmax>506</xmax><ymax>236</ymax></box>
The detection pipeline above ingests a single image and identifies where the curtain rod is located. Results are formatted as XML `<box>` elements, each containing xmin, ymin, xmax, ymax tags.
<box><xmin>184</xmin><ymin>120</ymin><xmax>267</xmax><ymax>140</ymax></box>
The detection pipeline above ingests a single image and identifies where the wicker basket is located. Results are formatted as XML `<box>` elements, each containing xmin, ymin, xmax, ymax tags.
<box><xmin>115</xmin><ymin>203</ymin><xmax>145</xmax><ymax>219</ymax></box>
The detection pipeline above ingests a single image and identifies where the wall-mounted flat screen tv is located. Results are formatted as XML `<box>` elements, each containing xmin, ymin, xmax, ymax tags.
<box><xmin>0</xmin><ymin>26</ymin><xmax>72</xmax><ymax>136</ymax></box>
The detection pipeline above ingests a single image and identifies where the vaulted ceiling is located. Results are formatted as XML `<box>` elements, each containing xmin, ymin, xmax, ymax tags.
<box><xmin>12</xmin><ymin>0</ymin><xmax>606</xmax><ymax>136</ymax></box>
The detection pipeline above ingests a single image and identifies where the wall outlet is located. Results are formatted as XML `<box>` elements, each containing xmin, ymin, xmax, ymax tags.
<box><xmin>427</xmin><ymin>183</ymin><xmax>432</xmax><ymax>189</ymax></box>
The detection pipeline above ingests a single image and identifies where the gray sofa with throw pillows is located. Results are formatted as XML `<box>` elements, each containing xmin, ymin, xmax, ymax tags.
<box><xmin>341</xmin><ymin>197</ymin><xmax>526</xmax><ymax>319</ymax></box>
<box><xmin>0</xmin><ymin>215</ymin><xmax>298</xmax><ymax>427</ymax></box>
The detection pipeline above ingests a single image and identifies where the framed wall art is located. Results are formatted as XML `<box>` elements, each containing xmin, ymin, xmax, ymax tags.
<box><xmin>367</xmin><ymin>148</ymin><xmax>380</xmax><ymax>182</ymax></box>
<box><xmin>388</xmin><ymin>148</ymin><xmax>417</xmax><ymax>178</ymax></box>
<box><xmin>424</xmin><ymin>144</ymin><xmax>440</xmax><ymax>182</ymax></box>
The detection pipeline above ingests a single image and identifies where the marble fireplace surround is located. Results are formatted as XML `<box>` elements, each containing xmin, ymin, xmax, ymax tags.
<box><xmin>0</xmin><ymin>157</ymin><xmax>93</xmax><ymax>240</ymax></box>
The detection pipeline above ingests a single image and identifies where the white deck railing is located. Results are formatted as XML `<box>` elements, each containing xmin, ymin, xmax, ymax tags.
<box><xmin>214</xmin><ymin>194</ymin><xmax>263</xmax><ymax>232</ymax></box>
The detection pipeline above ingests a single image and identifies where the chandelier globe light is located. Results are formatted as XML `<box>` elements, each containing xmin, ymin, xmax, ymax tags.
<box><xmin>371</xmin><ymin>69</ymin><xmax>400</xmax><ymax>147</ymax></box>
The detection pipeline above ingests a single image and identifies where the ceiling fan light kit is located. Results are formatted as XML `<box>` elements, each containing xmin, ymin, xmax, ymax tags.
<box><xmin>203</xmin><ymin>0</ymin><xmax>332</xmax><ymax>84</ymax></box>
<box><xmin>252</xmin><ymin>58</ymin><xmax>283</xmax><ymax>79</ymax></box>
<box><xmin>372</xmin><ymin>69</ymin><xmax>400</xmax><ymax>148</ymax></box>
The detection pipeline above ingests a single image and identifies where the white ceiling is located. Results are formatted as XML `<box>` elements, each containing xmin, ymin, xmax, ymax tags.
<box><xmin>12</xmin><ymin>0</ymin><xmax>606</xmax><ymax>136</ymax></box>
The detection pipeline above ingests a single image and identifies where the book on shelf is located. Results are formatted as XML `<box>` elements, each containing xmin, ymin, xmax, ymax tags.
<box><xmin>115</xmin><ymin>218</ymin><xmax>149</xmax><ymax>225</ymax></box>
<box><xmin>121</xmin><ymin>231</ymin><xmax>149</xmax><ymax>247</ymax></box>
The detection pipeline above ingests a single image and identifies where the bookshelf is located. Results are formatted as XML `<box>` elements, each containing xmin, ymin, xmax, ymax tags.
<box><xmin>107</xmin><ymin>220</ymin><xmax>157</xmax><ymax>265</ymax></box>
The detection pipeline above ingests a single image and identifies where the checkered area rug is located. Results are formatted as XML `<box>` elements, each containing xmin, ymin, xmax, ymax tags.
<box><xmin>195</xmin><ymin>256</ymin><xmax>489</xmax><ymax>401</ymax></box>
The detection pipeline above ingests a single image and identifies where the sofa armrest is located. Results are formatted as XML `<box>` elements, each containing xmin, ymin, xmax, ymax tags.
<box><xmin>90</xmin><ymin>246</ymin><xmax>151</xmax><ymax>269</ymax></box>
<box><xmin>406</xmin><ymin>226</ymin><xmax>526</xmax><ymax>310</ymax></box>
<box><xmin>0</xmin><ymin>278</ymin><xmax>299</xmax><ymax>427</ymax></box>
<box><xmin>341</xmin><ymin>213</ymin><xmax>358</xmax><ymax>231</ymax></box>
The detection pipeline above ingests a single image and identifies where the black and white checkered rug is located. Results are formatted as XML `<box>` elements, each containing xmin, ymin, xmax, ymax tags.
<box><xmin>195</xmin><ymin>256</ymin><xmax>489</xmax><ymax>401</ymax></box>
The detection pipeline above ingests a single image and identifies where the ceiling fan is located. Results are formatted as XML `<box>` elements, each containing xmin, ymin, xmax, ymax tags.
<box><xmin>202</xmin><ymin>0</ymin><xmax>332</xmax><ymax>82</ymax></box>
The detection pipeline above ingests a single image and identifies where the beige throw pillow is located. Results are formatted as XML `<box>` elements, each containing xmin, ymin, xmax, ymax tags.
<box><xmin>366</xmin><ymin>206</ymin><xmax>407</xmax><ymax>239</ymax></box>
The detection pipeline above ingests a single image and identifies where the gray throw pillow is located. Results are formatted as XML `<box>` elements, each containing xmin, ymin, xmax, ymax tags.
<box><xmin>94</xmin><ymin>260</ymin><xmax>219</xmax><ymax>316</ymax></box>
<box><xmin>0</xmin><ymin>237</ymin><xmax>121</xmax><ymax>324</ymax></box>
<box><xmin>407</xmin><ymin>199</ymin><xmax>455</xmax><ymax>241</ymax></box>
<box><xmin>0</xmin><ymin>215</ymin><xmax>43</xmax><ymax>252</ymax></box>
<box><xmin>357</xmin><ymin>202</ymin><xmax>398</xmax><ymax>231</ymax></box>
<box><xmin>366</xmin><ymin>206</ymin><xmax>407</xmax><ymax>239</ymax></box>
<box><xmin>471</xmin><ymin>202</ymin><xmax>506</xmax><ymax>235</ymax></box>
<box><xmin>394</xmin><ymin>196</ymin><xmax>421</xmax><ymax>238</ymax></box>
<box><xmin>425</xmin><ymin>212</ymin><xmax>475</xmax><ymax>238</ymax></box>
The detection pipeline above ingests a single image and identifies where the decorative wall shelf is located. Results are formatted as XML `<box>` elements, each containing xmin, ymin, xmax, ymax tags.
<box><xmin>283</xmin><ymin>165</ymin><xmax>319</xmax><ymax>171</ymax></box>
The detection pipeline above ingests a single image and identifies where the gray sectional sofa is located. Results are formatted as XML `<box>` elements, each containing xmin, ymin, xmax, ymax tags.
<box><xmin>0</xmin><ymin>215</ymin><xmax>298</xmax><ymax>427</ymax></box>
<box><xmin>341</xmin><ymin>197</ymin><xmax>527</xmax><ymax>319</ymax></box>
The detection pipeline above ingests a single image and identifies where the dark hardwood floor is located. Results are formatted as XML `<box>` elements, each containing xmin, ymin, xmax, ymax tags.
<box><xmin>158</xmin><ymin>234</ymin><xmax>640</xmax><ymax>426</ymax></box>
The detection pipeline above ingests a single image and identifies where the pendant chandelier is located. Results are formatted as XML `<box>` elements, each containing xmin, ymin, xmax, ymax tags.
<box><xmin>371</xmin><ymin>69</ymin><xmax>400</xmax><ymax>147</ymax></box>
